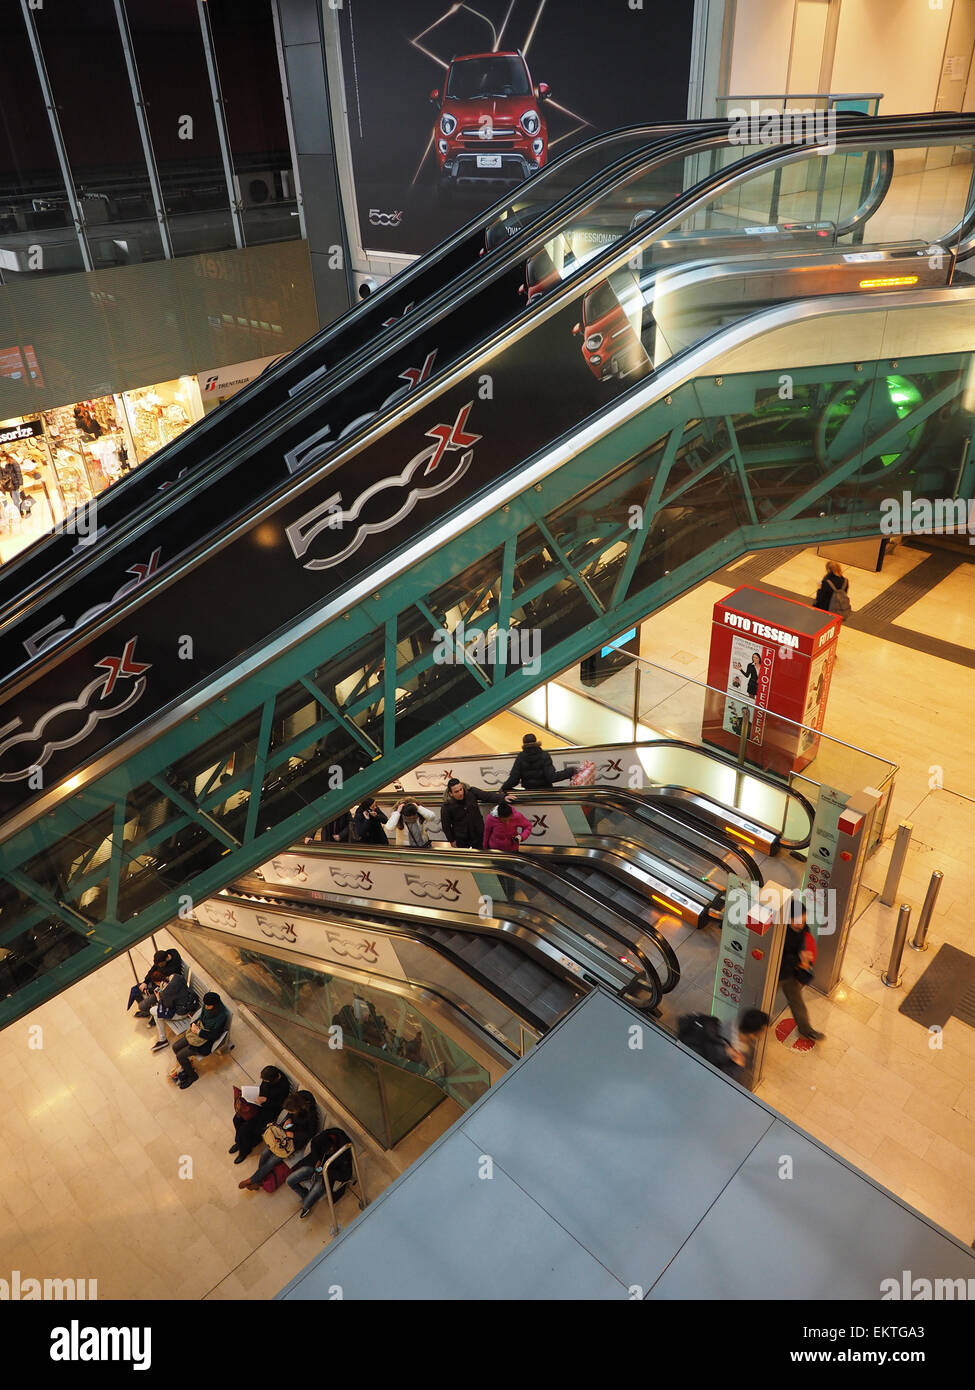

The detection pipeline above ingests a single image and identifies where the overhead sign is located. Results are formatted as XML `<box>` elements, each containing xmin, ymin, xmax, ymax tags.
<box><xmin>196</xmin><ymin>355</ymin><xmax>282</xmax><ymax>398</ymax></box>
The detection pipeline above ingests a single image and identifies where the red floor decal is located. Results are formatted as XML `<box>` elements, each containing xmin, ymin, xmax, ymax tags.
<box><xmin>775</xmin><ymin>1017</ymin><xmax>816</xmax><ymax>1052</ymax></box>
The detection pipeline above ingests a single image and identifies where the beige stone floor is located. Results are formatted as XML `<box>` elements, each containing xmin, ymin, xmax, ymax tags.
<box><xmin>0</xmin><ymin>929</ymin><xmax>460</xmax><ymax>1301</ymax></box>
<box><xmin>444</xmin><ymin>543</ymin><xmax>975</xmax><ymax>1246</ymax></box>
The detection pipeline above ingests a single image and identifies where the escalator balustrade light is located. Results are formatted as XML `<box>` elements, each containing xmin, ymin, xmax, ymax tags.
<box><xmin>723</xmin><ymin>825</ymin><xmax>756</xmax><ymax>846</ymax></box>
<box><xmin>857</xmin><ymin>275</ymin><xmax>919</xmax><ymax>289</ymax></box>
<box><xmin>650</xmin><ymin>893</ymin><xmax>680</xmax><ymax>913</ymax></box>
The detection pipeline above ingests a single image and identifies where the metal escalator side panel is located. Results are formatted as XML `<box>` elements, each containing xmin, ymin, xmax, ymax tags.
<box><xmin>2</xmin><ymin>121</ymin><xmax>972</xmax><ymax>837</ymax></box>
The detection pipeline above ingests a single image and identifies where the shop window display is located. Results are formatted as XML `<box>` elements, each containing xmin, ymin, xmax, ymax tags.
<box><xmin>0</xmin><ymin>415</ymin><xmax>75</xmax><ymax>560</ymax></box>
<box><xmin>42</xmin><ymin>396</ymin><xmax>133</xmax><ymax>497</ymax></box>
<box><xmin>122</xmin><ymin>378</ymin><xmax>202</xmax><ymax>463</ymax></box>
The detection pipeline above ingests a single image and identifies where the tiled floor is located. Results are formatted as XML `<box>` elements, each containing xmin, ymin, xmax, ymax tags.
<box><xmin>0</xmin><ymin>929</ymin><xmax>460</xmax><ymax>1300</ymax></box>
<box><xmin>455</xmin><ymin>542</ymin><xmax>975</xmax><ymax>1247</ymax></box>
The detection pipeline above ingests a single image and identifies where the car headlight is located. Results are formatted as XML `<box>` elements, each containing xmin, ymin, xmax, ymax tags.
<box><xmin>532</xmin><ymin>138</ymin><xmax>544</xmax><ymax>155</ymax></box>
<box><xmin>585</xmin><ymin>334</ymin><xmax>603</xmax><ymax>351</ymax></box>
<box><xmin>521</xmin><ymin>110</ymin><xmax>540</xmax><ymax>135</ymax></box>
<box><xmin>440</xmin><ymin>113</ymin><xmax>457</xmax><ymax>136</ymax></box>
<box><xmin>589</xmin><ymin>356</ymin><xmax>602</xmax><ymax>365</ymax></box>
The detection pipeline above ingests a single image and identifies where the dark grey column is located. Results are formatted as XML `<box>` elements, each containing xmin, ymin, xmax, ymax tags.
<box><xmin>273</xmin><ymin>0</ymin><xmax>353</xmax><ymax>327</ymax></box>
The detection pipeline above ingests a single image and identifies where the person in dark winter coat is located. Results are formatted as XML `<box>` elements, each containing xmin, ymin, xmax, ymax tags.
<box><xmin>127</xmin><ymin>947</ymin><xmax>182</xmax><ymax>1013</ymax></box>
<box><xmin>240</xmin><ymin>1091</ymin><xmax>319</xmax><ymax>1190</ymax></box>
<box><xmin>287</xmin><ymin>1126</ymin><xmax>354</xmax><ymax>1219</ymax></box>
<box><xmin>500</xmin><ymin>733</ymin><xmax>577</xmax><ymax>793</ymax></box>
<box><xmin>441</xmin><ymin>778</ymin><xmax>504</xmax><ymax>849</ymax></box>
<box><xmin>678</xmin><ymin>1009</ymin><xmax>769</xmax><ymax>1077</ymax></box>
<box><xmin>305</xmin><ymin>810</ymin><xmax>352</xmax><ymax>845</ymax></box>
<box><xmin>352</xmin><ymin>799</ymin><xmax>388</xmax><ymax>845</ymax></box>
<box><xmin>170</xmin><ymin>992</ymin><xmax>230</xmax><ymax>1087</ymax></box>
<box><xmin>229</xmin><ymin>1064</ymin><xmax>291</xmax><ymax>1164</ymax></box>
<box><xmin>148</xmin><ymin>965</ymin><xmax>197</xmax><ymax>1048</ymax></box>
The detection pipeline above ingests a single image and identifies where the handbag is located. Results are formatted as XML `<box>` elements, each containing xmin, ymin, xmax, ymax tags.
<box><xmin>261</xmin><ymin>1160</ymin><xmax>292</xmax><ymax>1193</ymax></box>
<box><xmin>184</xmin><ymin>1025</ymin><xmax>207</xmax><ymax>1047</ymax></box>
<box><xmin>263</xmin><ymin>1122</ymin><xmax>295</xmax><ymax>1158</ymax></box>
<box><xmin>570</xmin><ymin>759</ymin><xmax>596</xmax><ymax>787</ymax></box>
<box><xmin>233</xmin><ymin>1085</ymin><xmax>260</xmax><ymax>1121</ymax></box>
<box><xmin>794</xmin><ymin>965</ymin><xmax>815</xmax><ymax>985</ymax></box>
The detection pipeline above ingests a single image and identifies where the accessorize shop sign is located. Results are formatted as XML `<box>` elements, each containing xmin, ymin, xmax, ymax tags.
<box><xmin>0</xmin><ymin>419</ymin><xmax>44</xmax><ymax>445</ymax></box>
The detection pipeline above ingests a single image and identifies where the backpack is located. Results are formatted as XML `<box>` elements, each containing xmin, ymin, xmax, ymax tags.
<box><xmin>829</xmin><ymin>580</ymin><xmax>852</xmax><ymax>615</ymax></box>
<box><xmin>677</xmin><ymin>1014</ymin><xmax>732</xmax><ymax>1069</ymax></box>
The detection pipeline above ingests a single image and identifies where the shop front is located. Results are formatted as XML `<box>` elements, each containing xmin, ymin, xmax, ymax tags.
<box><xmin>0</xmin><ymin>373</ymin><xmax>204</xmax><ymax>564</ymax></box>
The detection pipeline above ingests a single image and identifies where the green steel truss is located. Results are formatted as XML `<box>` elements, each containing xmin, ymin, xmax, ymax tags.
<box><xmin>1</xmin><ymin>349</ymin><xmax>973</xmax><ymax>1028</ymax></box>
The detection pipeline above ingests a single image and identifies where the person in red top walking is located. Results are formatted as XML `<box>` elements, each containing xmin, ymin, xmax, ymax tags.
<box><xmin>482</xmin><ymin>800</ymin><xmax>533</xmax><ymax>852</ymax></box>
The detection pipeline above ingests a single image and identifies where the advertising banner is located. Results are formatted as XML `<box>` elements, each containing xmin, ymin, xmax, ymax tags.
<box><xmin>386</xmin><ymin>744</ymin><xmax>649</xmax><ymax>798</ymax></box>
<box><xmin>703</xmin><ymin>588</ymin><xmax>840</xmax><ymax>777</ymax></box>
<box><xmin>193</xmin><ymin>895</ymin><xmax>408</xmax><ymax>980</ymax></box>
<box><xmin>336</xmin><ymin>0</ymin><xmax>694</xmax><ymax>256</ymax></box>
<box><xmin>257</xmin><ymin>851</ymin><xmax>486</xmax><ymax>916</ymax></box>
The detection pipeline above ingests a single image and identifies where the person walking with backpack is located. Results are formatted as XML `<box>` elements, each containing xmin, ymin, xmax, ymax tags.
<box><xmin>677</xmin><ymin>1009</ymin><xmax>769</xmax><ymax>1077</ymax></box>
<box><xmin>483</xmin><ymin>800</ymin><xmax>533</xmax><ymax>852</ymax></box>
<box><xmin>500</xmin><ymin>732</ymin><xmax>577</xmax><ymax>793</ymax></box>
<box><xmin>814</xmin><ymin>561</ymin><xmax>852</xmax><ymax>617</ymax></box>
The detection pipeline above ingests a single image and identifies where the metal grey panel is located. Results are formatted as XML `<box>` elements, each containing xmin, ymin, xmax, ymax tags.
<box><xmin>459</xmin><ymin>990</ymin><xmax>773</xmax><ymax>1290</ymax></box>
<box><xmin>278</xmin><ymin>990</ymin><xmax>975</xmax><ymax>1301</ymax></box>
<box><xmin>281</xmin><ymin>1129</ymin><xmax>627</xmax><ymax>1300</ymax></box>
<box><xmin>286</xmin><ymin>41</ymin><xmax>335</xmax><ymax>156</ymax></box>
<box><xmin>648</xmin><ymin>1120</ymin><xmax>975</xmax><ymax>1301</ymax></box>
<box><xmin>278</xmin><ymin>0</ymin><xmax>323</xmax><ymax>47</ymax></box>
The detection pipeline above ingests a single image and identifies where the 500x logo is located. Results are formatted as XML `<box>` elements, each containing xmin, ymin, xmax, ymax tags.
<box><xmin>324</xmin><ymin>931</ymin><xmax>379</xmax><ymax>964</ymax></box>
<box><xmin>285</xmin><ymin>402</ymin><xmax>479</xmax><ymax>570</ymax></box>
<box><xmin>415</xmin><ymin>767</ymin><xmax>451</xmax><ymax>787</ymax></box>
<box><xmin>283</xmin><ymin>345</ymin><xmax>437</xmax><ymax>477</ymax></box>
<box><xmin>369</xmin><ymin>209</ymin><xmax>403</xmax><ymax>226</ymax></box>
<box><xmin>257</xmin><ymin>915</ymin><xmax>298</xmax><ymax>943</ymax></box>
<box><xmin>329</xmin><ymin>867</ymin><xmax>374</xmax><ymax>892</ymax></box>
<box><xmin>0</xmin><ymin>637</ymin><xmax>150</xmax><ymax>783</ymax></box>
<box><xmin>270</xmin><ymin>858</ymin><xmax>306</xmax><ymax>881</ymax></box>
<box><xmin>23</xmin><ymin>550</ymin><xmax>161</xmax><ymax>659</ymax></box>
<box><xmin>404</xmin><ymin>873</ymin><xmax>462</xmax><ymax>902</ymax></box>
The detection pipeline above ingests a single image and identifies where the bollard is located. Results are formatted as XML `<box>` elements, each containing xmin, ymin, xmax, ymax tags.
<box><xmin>880</xmin><ymin>821</ymin><xmax>913</xmax><ymax>906</ymax></box>
<box><xmin>882</xmin><ymin>903</ymin><xmax>911</xmax><ymax>987</ymax></box>
<box><xmin>910</xmin><ymin>871</ymin><xmax>943</xmax><ymax>951</ymax></box>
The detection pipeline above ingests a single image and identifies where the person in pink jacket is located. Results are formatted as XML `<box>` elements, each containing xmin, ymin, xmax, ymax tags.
<box><xmin>482</xmin><ymin>800</ymin><xmax>533</xmax><ymax>852</ymax></box>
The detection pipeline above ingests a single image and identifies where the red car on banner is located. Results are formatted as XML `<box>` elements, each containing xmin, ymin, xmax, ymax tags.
<box><xmin>571</xmin><ymin>274</ymin><xmax>651</xmax><ymax>381</ymax></box>
<box><xmin>431</xmin><ymin>51</ymin><xmax>550</xmax><ymax>198</ymax></box>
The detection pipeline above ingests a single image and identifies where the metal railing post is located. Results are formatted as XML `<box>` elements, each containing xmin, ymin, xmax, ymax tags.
<box><xmin>880</xmin><ymin>821</ymin><xmax>913</xmax><ymax>906</ymax></box>
<box><xmin>882</xmin><ymin>903</ymin><xmax>911</xmax><ymax>987</ymax></box>
<box><xmin>911</xmin><ymin>871</ymin><xmax>943</xmax><ymax>952</ymax></box>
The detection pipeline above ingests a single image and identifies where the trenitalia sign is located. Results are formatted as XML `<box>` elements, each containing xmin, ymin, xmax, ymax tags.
<box><xmin>196</xmin><ymin>355</ymin><xmax>282</xmax><ymax>397</ymax></box>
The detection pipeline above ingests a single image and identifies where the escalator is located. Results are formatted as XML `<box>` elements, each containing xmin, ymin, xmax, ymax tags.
<box><xmin>242</xmin><ymin>840</ymin><xmax>678</xmax><ymax>1002</ymax></box>
<box><xmin>374</xmin><ymin>783</ymin><xmax>764</xmax><ymax>926</ymax></box>
<box><xmin>1</xmin><ymin>113</ymin><xmax>974</xmax><ymax>1028</ymax></box>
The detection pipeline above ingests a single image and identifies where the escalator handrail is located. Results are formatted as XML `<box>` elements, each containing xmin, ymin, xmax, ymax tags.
<box><xmin>399</xmin><ymin>740</ymin><xmax>817</xmax><ymax>850</ymax></box>
<box><xmin>402</xmin><ymin>783</ymin><xmax>768</xmax><ymax>886</ymax></box>
<box><xmin>221</xmin><ymin>886</ymin><xmax>569</xmax><ymax>1040</ymax></box>
<box><xmin>1</xmin><ymin>118</ymin><xmax>967</xmax><ymax>838</ymax></box>
<box><xmin>0</xmin><ymin>121</ymin><xmax>733</xmax><ymax>637</ymax></box>
<box><xmin>249</xmin><ymin>840</ymin><xmax>668</xmax><ymax>1006</ymax></box>
<box><xmin>193</xmin><ymin>890</ymin><xmax>536</xmax><ymax>1056</ymax></box>
<box><xmin>0</xmin><ymin>118</ymin><xmax>727</xmax><ymax>614</ymax></box>
<box><xmin>0</xmin><ymin>277</ymin><xmax>961</xmax><ymax>850</ymax></box>
<box><xmin>0</xmin><ymin>109</ymin><xmax>940</xmax><ymax>662</ymax></box>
